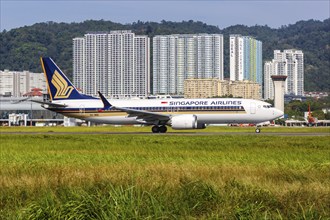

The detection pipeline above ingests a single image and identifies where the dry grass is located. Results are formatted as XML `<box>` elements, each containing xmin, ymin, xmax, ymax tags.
<box><xmin>0</xmin><ymin>133</ymin><xmax>329</xmax><ymax>219</ymax></box>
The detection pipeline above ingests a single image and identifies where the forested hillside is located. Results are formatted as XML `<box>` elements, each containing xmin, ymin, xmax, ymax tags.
<box><xmin>0</xmin><ymin>19</ymin><xmax>329</xmax><ymax>91</ymax></box>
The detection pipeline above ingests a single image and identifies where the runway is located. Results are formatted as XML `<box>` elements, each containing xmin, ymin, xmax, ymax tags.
<box><xmin>1</xmin><ymin>131</ymin><xmax>329</xmax><ymax>136</ymax></box>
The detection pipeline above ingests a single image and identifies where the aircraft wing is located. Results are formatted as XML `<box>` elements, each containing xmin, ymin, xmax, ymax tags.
<box><xmin>11</xmin><ymin>97</ymin><xmax>30</xmax><ymax>104</ymax></box>
<box><xmin>98</xmin><ymin>91</ymin><xmax>170</xmax><ymax>124</ymax></box>
<box><xmin>114</xmin><ymin>106</ymin><xmax>170</xmax><ymax>123</ymax></box>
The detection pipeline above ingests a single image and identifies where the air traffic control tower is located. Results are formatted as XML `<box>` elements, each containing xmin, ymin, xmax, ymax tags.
<box><xmin>271</xmin><ymin>75</ymin><xmax>287</xmax><ymax>113</ymax></box>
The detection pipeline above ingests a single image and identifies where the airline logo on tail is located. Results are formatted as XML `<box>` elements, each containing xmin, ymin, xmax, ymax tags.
<box><xmin>51</xmin><ymin>70</ymin><xmax>74</xmax><ymax>99</ymax></box>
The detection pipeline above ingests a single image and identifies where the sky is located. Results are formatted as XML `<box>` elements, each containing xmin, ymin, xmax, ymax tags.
<box><xmin>1</xmin><ymin>0</ymin><xmax>329</xmax><ymax>31</ymax></box>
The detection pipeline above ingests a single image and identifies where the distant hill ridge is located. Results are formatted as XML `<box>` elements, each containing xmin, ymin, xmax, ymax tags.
<box><xmin>0</xmin><ymin>19</ymin><xmax>329</xmax><ymax>91</ymax></box>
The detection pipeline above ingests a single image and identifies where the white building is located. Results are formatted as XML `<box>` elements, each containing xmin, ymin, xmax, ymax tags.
<box><xmin>264</xmin><ymin>61</ymin><xmax>275</xmax><ymax>100</ymax></box>
<box><xmin>230</xmin><ymin>35</ymin><xmax>262</xmax><ymax>85</ymax></box>
<box><xmin>134</xmin><ymin>35</ymin><xmax>150</xmax><ymax>97</ymax></box>
<box><xmin>73</xmin><ymin>30</ymin><xmax>150</xmax><ymax>97</ymax></box>
<box><xmin>264</xmin><ymin>49</ymin><xmax>304</xmax><ymax>99</ymax></box>
<box><xmin>230</xmin><ymin>35</ymin><xmax>244</xmax><ymax>82</ymax></box>
<box><xmin>153</xmin><ymin>34</ymin><xmax>224</xmax><ymax>95</ymax></box>
<box><xmin>0</xmin><ymin>70</ymin><xmax>46</xmax><ymax>97</ymax></box>
<box><xmin>73</xmin><ymin>37</ymin><xmax>85</xmax><ymax>93</ymax></box>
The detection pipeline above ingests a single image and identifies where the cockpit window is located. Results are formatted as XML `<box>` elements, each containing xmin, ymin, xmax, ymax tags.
<box><xmin>263</xmin><ymin>105</ymin><xmax>272</xmax><ymax>108</ymax></box>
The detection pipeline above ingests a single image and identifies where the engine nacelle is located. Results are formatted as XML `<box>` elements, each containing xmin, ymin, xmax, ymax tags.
<box><xmin>170</xmin><ymin>114</ymin><xmax>206</xmax><ymax>130</ymax></box>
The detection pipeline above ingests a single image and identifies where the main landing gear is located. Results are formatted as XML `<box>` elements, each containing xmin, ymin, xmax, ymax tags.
<box><xmin>152</xmin><ymin>125</ymin><xmax>167</xmax><ymax>133</ymax></box>
<box><xmin>255</xmin><ymin>126</ymin><xmax>261</xmax><ymax>133</ymax></box>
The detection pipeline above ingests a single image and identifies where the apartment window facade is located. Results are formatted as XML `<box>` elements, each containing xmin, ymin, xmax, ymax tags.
<box><xmin>73</xmin><ymin>30</ymin><xmax>150</xmax><ymax>97</ymax></box>
<box><xmin>230</xmin><ymin>35</ymin><xmax>262</xmax><ymax>85</ymax></box>
<box><xmin>153</xmin><ymin>34</ymin><xmax>224</xmax><ymax>95</ymax></box>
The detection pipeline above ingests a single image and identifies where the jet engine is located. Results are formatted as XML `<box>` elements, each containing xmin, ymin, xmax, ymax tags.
<box><xmin>170</xmin><ymin>114</ymin><xmax>206</xmax><ymax>130</ymax></box>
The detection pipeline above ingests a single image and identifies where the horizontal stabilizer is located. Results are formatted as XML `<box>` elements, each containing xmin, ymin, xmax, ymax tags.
<box><xmin>31</xmin><ymin>100</ymin><xmax>68</xmax><ymax>108</ymax></box>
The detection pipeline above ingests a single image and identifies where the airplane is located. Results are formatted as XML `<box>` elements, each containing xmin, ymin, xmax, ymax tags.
<box><xmin>38</xmin><ymin>57</ymin><xmax>284</xmax><ymax>133</ymax></box>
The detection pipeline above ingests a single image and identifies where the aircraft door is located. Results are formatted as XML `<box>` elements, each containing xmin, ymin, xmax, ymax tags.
<box><xmin>79</xmin><ymin>105</ymin><xmax>85</xmax><ymax>115</ymax></box>
<box><xmin>250</xmin><ymin>102</ymin><xmax>256</xmax><ymax>114</ymax></box>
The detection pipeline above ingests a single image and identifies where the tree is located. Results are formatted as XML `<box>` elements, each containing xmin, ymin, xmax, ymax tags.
<box><xmin>0</xmin><ymin>19</ymin><xmax>329</xmax><ymax>91</ymax></box>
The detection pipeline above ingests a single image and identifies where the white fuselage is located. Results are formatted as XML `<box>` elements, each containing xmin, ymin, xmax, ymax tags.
<box><xmin>49</xmin><ymin>98</ymin><xmax>283</xmax><ymax>125</ymax></box>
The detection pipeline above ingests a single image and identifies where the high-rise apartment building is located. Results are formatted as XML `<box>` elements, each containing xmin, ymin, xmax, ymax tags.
<box><xmin>134</xmin><ymin>36</ymin><xmax>151</xmax><ymax>96</ymax></box>
<box><xmin>264</xmin><ymin>49</ymin><xmax>304</xmax><ymax>99</ymax></box>
<box><xmin>73</xmin><ymin>37</ymin><xmax>85</xmax><ymax>92</ymax></box>
<box><xmin>0</xmin><ymin>70</ymin><xmax>46</xmax><ymax>97</ymax></box>
<box><xmin>264</xmin><ymin>61</ymin><xmax>275</xmax><ymax>100</ymax></box>
<box><xmin>73</xmin><ymin>30</ymin><xmax>150</xmax><ymax>97</ymax></box>
<box><xmin>230</xmin><ymin>35</ymin><xmax>262</xmax><ymax>85</ymax></box>
<box><xmin>153</xmin><ymin>34</ymin><xmax>224</xmax><ymax>95</ymax></box>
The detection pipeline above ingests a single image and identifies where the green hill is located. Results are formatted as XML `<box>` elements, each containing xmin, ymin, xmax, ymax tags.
<box><xmin>0</xmin><ymin>19</ymin><xmax>329</xmax><ymax>91</ymax></box>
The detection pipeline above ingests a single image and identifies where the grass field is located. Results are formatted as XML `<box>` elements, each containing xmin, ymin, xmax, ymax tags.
<box><xmin>1</xmin><ymin>125</ymin><xmax>329</xmax><ymax>133</ymax></box>
<box><xmin>0</xmin><ymin>127</ymin><xmax>329</xmax><ymax>219</ymax></box>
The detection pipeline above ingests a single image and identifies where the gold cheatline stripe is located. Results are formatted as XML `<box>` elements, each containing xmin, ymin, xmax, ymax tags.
<box><xmin>60</xmin><ymin>111</ymin><xmax>247</xmax><ymax>118</ymax></box>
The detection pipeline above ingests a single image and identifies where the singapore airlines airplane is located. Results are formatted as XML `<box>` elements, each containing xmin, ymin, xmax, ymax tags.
<box><xmin>38</xmin><ymin>57</ymin><xmax>283</xmax><ymax>133</ymax></box>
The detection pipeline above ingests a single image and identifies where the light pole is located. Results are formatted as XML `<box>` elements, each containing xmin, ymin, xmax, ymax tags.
<box><xmin>30</xmin><ymin>99</ymin><xmax>33</xmax><ymax>126</ymax></box>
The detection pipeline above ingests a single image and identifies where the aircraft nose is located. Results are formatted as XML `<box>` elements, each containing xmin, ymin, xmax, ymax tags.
<box><xmin>275</xmin><ymin>109</ymin><xmax>284</xmax><ymax>118</ymax></box>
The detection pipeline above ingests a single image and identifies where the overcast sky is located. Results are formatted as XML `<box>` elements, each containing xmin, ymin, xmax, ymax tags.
<box><xmin>1</xmin><ymin>0</ymin><xmax>329</xmax><ymax>31</ymax></box>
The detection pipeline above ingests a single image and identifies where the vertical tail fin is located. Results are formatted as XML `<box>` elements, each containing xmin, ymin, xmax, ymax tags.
<box><xmin>40</xmin><ymin>57</ymin><xmax>96</xmax><ymax>100</ymax></box>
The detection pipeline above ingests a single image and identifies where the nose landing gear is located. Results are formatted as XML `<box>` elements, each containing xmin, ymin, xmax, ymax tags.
<box><xmin>152</xmin><ymin>125</ymin><xmax>167</xmax><ymax>133</ymax></box>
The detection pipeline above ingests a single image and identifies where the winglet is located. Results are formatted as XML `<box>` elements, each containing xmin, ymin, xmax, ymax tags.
<box><xmin>98</xmin><ymin>91</ymin><xmax>112</xmax><ymax>110</ymax></box>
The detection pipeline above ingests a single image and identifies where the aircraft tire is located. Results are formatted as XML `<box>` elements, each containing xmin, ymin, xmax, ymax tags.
<box><xmin>159</xmin><ymin>125</ymin><xmax>167</xmax><ymax>133</ymax></box>
<box><xmin>152</xmin><ymin>125</ymin><xmax>160</xmax><ymax>133</ymax></box>
<box><xmin>255</xmin><ymin>128</ymin><xmax>261</xmax><ymax>133</ymax></box>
